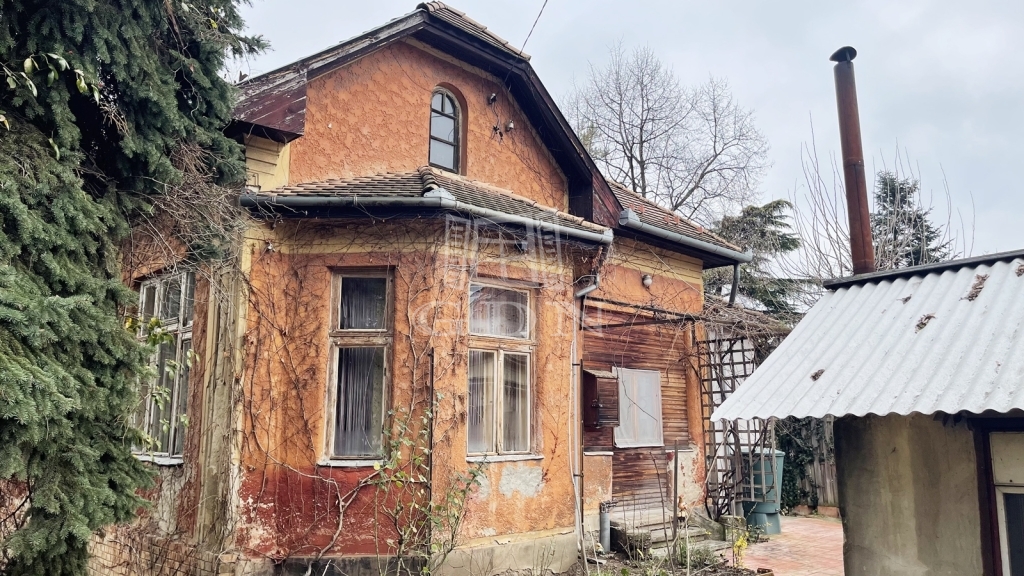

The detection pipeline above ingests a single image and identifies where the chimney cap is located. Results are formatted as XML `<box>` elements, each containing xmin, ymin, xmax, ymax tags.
<box><xmin>830</xmin><ymin>46</ymin><xmax>857</xmax><ymax>63</ymax></box>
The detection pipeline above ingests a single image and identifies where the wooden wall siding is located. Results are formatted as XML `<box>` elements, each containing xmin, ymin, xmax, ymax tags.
<box><xmin>244</xmin><ymin>135</ymin><xmax>290</xmax><ymax>191</ymax></box>
<box><xmin>612</xmin><ymin>449</ymin><xmax>672</xmax><ymax>510</ymax></box>
<box><xmin>581</xmin><ymin>305</ymin><xmax>694</xmax><ymax>506</ymax></box>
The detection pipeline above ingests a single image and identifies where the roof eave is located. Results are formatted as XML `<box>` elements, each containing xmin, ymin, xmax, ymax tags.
<box><xmin>618</xmin><ymin>208</ymin><xmax>752</xmax><ymax>268</ymax></box>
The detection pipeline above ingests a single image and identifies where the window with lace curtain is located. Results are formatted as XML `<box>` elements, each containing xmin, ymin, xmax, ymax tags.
<box><xmin>327</xmin><ymin>273</ymin><xmax>391</xmax><ymax>459</ymax></box>
<box><xmin>467</xmin><ymin>283</ymin><xmax>532</xmax><ymax>455</ymax></box>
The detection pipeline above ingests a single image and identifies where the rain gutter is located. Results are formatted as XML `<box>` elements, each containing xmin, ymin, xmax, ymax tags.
<box><xmin>618</xmin><ymin>208</ymin><xmax>753</xmax><ymax>264</ymax></box>
<box><xmin>240</xmin><ymin>187</ymin><xmax>614</xmax><ymax>246</ymax></box>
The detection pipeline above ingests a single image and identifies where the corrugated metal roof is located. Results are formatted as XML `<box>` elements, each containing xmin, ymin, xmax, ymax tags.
<box><xmin>711</xmin><ymin>251</ymin><xmax>1024</xmax><ymax>420</ymax></box>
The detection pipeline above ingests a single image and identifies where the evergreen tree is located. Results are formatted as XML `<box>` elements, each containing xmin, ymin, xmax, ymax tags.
<box><xmin>0</xmin><ymin>2</ymin><xmax>261</xmax><ymax>574</ymax></box>
<box><xmin>871</xmin><ymin>171</ymin><xmax>952</xmax><ymax>268</ymax></box>
<box><xmin>705</xmin><ymin>199</ymin><xmax>805</xmax><ymax>319</ymax></box>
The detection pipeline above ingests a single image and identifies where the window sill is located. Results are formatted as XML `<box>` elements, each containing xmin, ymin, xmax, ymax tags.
<box><xmin>583</xmin><ymin>451</ymin><xmax>614</xmax><ymax>456</ymax></box>
<box><xmin>134</xmin><ymin>453</ymin><xmax>184</xmax><ymax>466</ymax></box>
<box><xmin>466</xmin><ymin>454</ymin><xmax>543</xmax><ymax>463</ymax></box>
<box><xmin>317</xmin><ymin>459</ymin><xmax>383</xmax><ymax>468</ymax></box>
<box><xmin>613</xmin><ymin>443</ymin><xmax>665</xmax><ymax>450</ymax></box>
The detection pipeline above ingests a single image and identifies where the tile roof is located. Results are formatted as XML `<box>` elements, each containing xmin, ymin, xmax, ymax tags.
<box><xmin>417</xmin><ymin>2</ymin><xmax>530</xmax><ymax>60</ymax></box>
<box><xmin>259</xmin><ymin>167</ymin><xmax>607</xmax><ymax>235</ymax></box>
<box><xmin>606</xmin><ymin>181</ymin><xmax>742</xmax><ymax>253</ymax></box>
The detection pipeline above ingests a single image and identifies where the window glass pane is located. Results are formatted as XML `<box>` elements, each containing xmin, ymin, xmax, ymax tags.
<box><xmin>141</xmin><ymin>285</ymin><xmax>157</xmax><ymax>320</ymax></box>
<box><xmin>443</xmin><ymin>94</ymin><xmax>455</xmax><ymax>114</ymax></box>
<box><xmin>1007</xmin><ymin>492</ymin><xmax>1024</xmax><ymax>576</ymax></box>
<box><xmin>468</xmin><ymin>350</ymin><xmax>495</xmax><ymax>453</ymax></box>
<box><xmin>432</xmin><ymin>92</ymin><xmax>443</xmax><ymax>111</ymax></box>
<box><xmin>161</xmin><ymin>277</ymin><xmax>182</xmax><ymax>323</ymax></box>
<box><xmin>150</xmin><ymin>337</ymin><xmax>177</xmax><ymax>453</ymax></box>
<box><xmin>470</xmin><ymin>285</ymin><xmax>529</xmax><ymax>338</ymax></box>
<box><xmin>502</xmin><ymin>353</ymin><xmax>529</xmax><ymax>452</ymax></box>
<box><xmin>182</xmin><ymin>273</ymin><xmax>195</xmax><ymax>326</ymax></box>
<box><xmin>430</xmin><ymin>113</ymin><xmax>456</xmax><ymax>142</ymax></box>
<box><xmin>341</xmin><ymin>277</ymin><xmax>387</xmax><ymax>330</ymax></box>
<box><xmin>135</xmin><ymin>375</ymin><xmax>152</xmax><ymax>434</ymax></box>
<box><xmin>429</xmin><ymin>139</ymin><xmax>456</xmax><ymax>171</ymax></box>
<box><xmin>635</xmin><ymin>371</ymin><xmax>663</xmax><ymax>445</ymax></box>
<box><xmin>334</xmin><ymin>347</ymin><xmax>385</xmax><ymax>457</ymax></box>
<box><xmin>171</xmin><ymin>338</ymin><xmax>191</xmax><ymax>456</ymax></box>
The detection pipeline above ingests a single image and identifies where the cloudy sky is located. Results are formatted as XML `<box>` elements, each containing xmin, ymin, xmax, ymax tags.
<box><xmin>238</xmin><ymin>0</ymin><xmax>1024</xmax><ymax>255</ymax></box>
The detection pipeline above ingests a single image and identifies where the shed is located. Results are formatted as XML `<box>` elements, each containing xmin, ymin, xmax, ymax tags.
<box><xmin>712</xmin><ymin>249</ymin><xmax>1024</xmax><ymax>575</ymax></box>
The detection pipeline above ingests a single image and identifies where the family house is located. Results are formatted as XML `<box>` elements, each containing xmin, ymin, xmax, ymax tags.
<box><xmin>90</xmin><ymin>4</ymin><xmax>752</xmax><ymax>576</ymax></box>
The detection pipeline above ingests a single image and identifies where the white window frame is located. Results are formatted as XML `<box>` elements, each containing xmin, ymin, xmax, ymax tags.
<box><xmin>996</xmin><ymin>485</ymin><xmax>1024</xmax><ymax>575</ymax></box>
<box><xmin>992</xmin><ymin>431</ymin><xmax>1024</xmax><ymax>574</ymax></box>
<box><xmin>467</xmin><ymin>282</ymin><xmax>533</xmax><ymax>456</ymax></box>
<box><xmin>613</xmin><ymin>368</ymin><xmax>664</xmax><ymax>448</ymax></box>
<box><xmin>135</xmin><ymin>271</ymin><xmax>195</xmax><ymax>462</ymax></box>
<box><xmin>324</xmin><ymin>271</ymin><xmax>392</xmax><ymax>461</ymax></box>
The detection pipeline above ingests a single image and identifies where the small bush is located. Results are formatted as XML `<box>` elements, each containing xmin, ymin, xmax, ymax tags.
<box><xmin>675</xmin><ymin>541</ymin><xmax>719</xmax><ymax>569</ymax></box>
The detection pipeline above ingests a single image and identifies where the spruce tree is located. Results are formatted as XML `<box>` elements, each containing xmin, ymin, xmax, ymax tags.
<box><xmin>871</xmin><ymin>171</ymin><xmax>952</xmax><ymax>268</ymax></box>
<box><xmin>0</xmin><ymin>2</ymin><xmax>261</xmax><ymax>574</ymax></box>
<box><xmin>706</xmin><ymin>199</ymin><xmax>805</xmax><ymax>318</ymax></box>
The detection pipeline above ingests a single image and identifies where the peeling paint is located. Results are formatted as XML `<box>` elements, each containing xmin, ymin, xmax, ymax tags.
<box><xmin>474</xmin><ymin>473</ymin><xmax>491</xmax><ymax>500</ymax></box>
<box><xmin>498</xmin><ymin>463</ymin><xmax>544</xmax><ymax>498</ymax></box>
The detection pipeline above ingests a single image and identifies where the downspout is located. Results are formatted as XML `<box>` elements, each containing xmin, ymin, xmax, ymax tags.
<box><xmin>571</xmin><ymin>246</ymin><xmax>608</xmax><ymax>560</ymax></box>
<box><xmin>728</xmin><ymin>263</ymin><xmax>740</xmax><ymax>307</ymax></box>
<box><xmin>240</xmin><ymin>188</ymin><xmax>615</xmax><ymax>246</ymax></box>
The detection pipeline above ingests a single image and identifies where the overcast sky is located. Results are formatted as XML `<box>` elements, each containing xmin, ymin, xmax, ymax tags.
<box><xmin>238</xmin><ymin>0</ymin><xmax>1024</xmax><ymax>255</ymax></box>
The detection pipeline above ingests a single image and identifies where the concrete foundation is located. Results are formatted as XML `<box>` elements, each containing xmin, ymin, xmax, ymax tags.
<box><xmin>435</xmin><ymin>528</ymin><xmax>577</xmax><ymax>576</ymax></box>
<box><xmin>835</xmin><ymin>414</ymin><xmax>984</xmax><ymax>575</ymax></box>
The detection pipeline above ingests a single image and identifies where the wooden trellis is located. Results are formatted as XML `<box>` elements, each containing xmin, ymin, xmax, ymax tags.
<box><xmin>696</xmin><ymin>330</ymin><xmax>778</xmax><ymax>520</ymax></box>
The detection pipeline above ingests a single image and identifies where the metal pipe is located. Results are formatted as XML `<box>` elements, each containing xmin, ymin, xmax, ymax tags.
<box><xmin>728</xmin><ymin>263</ymin><xmax>740</xmax><ymax>306</ymax></box>
<box><xmin>599</xmin><ymin>501</ymin><xmax>611</xmax><ymax>553</ymax></box>
<box><xmin>830</xmin><ymin>46</ymin><xmax>876</xmax><ymax>275</ymax></box>
<box><xmin>574</xmin><ymin>274</ymin><xmax>600</xmax><ymax>298</ymax></box>
<box><xmin>618</xmin><ymin>209</ymin><xmax>753</xmax><ymax>264</ymax></box>
<box><xmin>240</xmin><ymin>188</ymin><xmax>615</xmax><ymax>246</ymax></box>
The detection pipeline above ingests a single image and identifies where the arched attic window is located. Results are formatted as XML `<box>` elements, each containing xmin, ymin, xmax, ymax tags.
<box><xmin>429</xmin><ymin>90</ymin><xmax>460</xmax><ymax>172</ymax></box>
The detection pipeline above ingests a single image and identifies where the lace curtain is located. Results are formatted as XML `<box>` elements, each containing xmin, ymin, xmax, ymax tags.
<box><xmin>334</xmin><ymin>347</ymin><xmax>385</xmax><ymax>456</ymax></box>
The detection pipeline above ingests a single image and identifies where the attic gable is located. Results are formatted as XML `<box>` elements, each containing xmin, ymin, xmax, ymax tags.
<box><xmin>230</xmin><ymin>2</ymin><xmax>620</xmax><ymax>227</ymax></box>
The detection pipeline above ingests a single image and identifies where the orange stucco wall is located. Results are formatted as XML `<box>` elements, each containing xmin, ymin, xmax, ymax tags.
<box><xmin>231</xmin><ymin>220</ymin><xmax>582</xmax><ymax>558</ymax></box>
<box><xmin>288</xmin><ymin>40</ymin><xmax>567</xmax><ymax>211</ymax></box>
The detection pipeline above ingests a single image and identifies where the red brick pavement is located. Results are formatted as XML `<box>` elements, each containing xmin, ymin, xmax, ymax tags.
<box><xmin>740</xmin><ymin>516</ymin><xmax>844</xmax><ymax>576</ymax></box>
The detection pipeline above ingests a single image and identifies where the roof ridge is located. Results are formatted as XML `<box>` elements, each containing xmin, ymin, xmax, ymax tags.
<box><xmin>417</xmin><ymin>2</ymin><xmax>529</xmax><ymax>59</ymax></box>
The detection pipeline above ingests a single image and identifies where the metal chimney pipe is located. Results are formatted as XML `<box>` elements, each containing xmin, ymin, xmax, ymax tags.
<box><xmin>831</xmin><ymin>46</ymin><xmax>876</xmax><ymax>275</ymax></box>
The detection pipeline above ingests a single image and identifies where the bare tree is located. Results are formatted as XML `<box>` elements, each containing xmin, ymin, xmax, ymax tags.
<box><xmin>565</xmin><ymin>43</ymin><xmax>770</xmax><ymax>225</ymax></box>
<box><xmin>777</xmin><ymin>122</ymin><xmax>974</xmax><ymax>307</ymax></box>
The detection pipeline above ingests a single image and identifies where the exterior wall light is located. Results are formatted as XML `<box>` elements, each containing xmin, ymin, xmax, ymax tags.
<box><xmin>642</xmin><ymin>274</ymin><xmax>653</xmax><ymax>288</ymax></box>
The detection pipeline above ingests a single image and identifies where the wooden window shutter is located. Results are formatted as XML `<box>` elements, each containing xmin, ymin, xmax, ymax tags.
<box><xmin>582</xmin><ymin>368</ymin><xmax>619</xmax><ymax>428</ymax></box>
